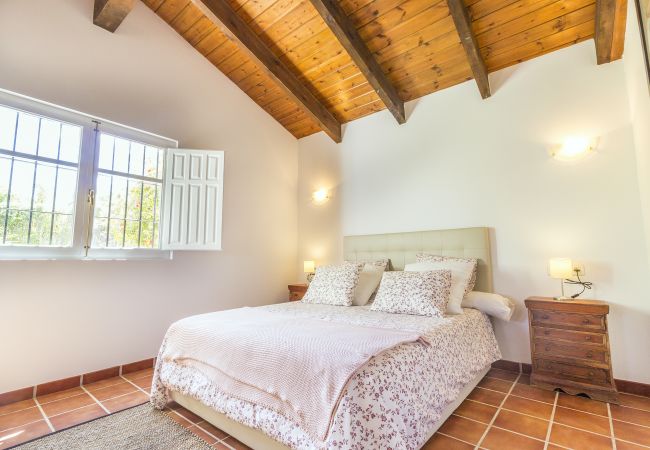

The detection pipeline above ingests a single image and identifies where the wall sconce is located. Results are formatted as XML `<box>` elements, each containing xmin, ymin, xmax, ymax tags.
<box><xmin>548</xmin><ymin>258</ymin><xmax>592</xmax><ymax>300</ymax></box>
<box><xmin>550</xmin><ymin>137</ymin><xmax>597</xmax><ymax>161</ymax></box>
<box><xmin>311</xmin><ymin>188</ymin><xmax>330</xmax><ymax>205</ymax></box>
<box><xmin>304</xmin><ymin>260</ymin><xmax>316</xmax><ymax>282</ymax></box>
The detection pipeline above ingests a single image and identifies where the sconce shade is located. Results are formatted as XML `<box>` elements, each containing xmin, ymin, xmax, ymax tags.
<box><xmin>303</xmin><ymin>260</ymin><xmax>315</xmax><ymax>273</ymax></box>
<box><xmin>311</xmin><ymin>189</ymin><xmax>330</xmax><ymax>205</ymax></box>
<box><xmin>548</xmin><ymin>258</ymin><xmax>573</xmax><ymax>279</ymax></box>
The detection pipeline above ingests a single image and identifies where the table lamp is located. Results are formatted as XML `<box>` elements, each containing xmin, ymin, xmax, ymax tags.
<box><xmin>548</xmin><ymin>258</ymin><xmax>574</xmax><ymax>300</ymax></box>
<box><xmin>304</xmin><ymin>260</ymin><xmax>315</xmax><ymax>283</ymax></box>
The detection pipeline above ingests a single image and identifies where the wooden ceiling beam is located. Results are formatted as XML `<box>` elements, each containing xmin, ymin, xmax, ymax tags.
<box><xmin>595</xmin><ymin>0</ymin><xmax>627</xmax><ymax>64</ymax></box>
<box><xmin>308</xmin><ymin>0</ymin><xmax>405</xmax><ymax>124</ymax></box>
<box><xmin>446</xmin><ymin>0</ymin><xmax>491</xmax><ymax>99</ymax></box>
<box><xmin>93</xmin><ymin>0</ymin><xmax>134</xmax><ymax>32</ymax></box>
<box><xmin>192</xmin><ymin>0</ymin><xmax>342</xmax><ymax>142</ymax></box>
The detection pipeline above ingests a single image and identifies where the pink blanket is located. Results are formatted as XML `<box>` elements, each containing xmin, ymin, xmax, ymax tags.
<box><xmin>160</xmin><ymin>307</ymin><xmax>428</xmax><ymax>442</ymax></box>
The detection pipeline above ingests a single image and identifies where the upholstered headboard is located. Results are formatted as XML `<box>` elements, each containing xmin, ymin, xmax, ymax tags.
<box><xmin>343</xmin><ymin>227</ymin><xmax>493</xmax><ymax>293</ymax></box>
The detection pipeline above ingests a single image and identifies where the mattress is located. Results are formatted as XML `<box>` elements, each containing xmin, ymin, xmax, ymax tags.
<box><xmin>151</xmin><ymin>303</ymin><xmax>501</xmax><ymax>450</ymax></box>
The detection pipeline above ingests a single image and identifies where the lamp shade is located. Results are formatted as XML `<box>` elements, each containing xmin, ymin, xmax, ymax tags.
<box><xmin>303</xmin><ymin>260</ymin><xmax>315</xmax><ymax>273</ymax></box>
<box><xmin>548</xmin><ymin>258</ymin><xmax>573</xmax><ymax>279</ymax></box>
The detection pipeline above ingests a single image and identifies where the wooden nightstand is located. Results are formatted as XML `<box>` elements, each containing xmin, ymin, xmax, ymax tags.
<box><xmin>288</xmin><ymin>283</ymin><xmax>308</xmax><ymax>301</ymax></box>
<box><xmin>525</xmin><ymin>296</ymin><xmax>618</xmax><ymax>403</ymax></box>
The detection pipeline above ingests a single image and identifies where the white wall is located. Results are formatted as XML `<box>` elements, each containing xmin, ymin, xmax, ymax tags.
<box><xmin>624</xmin><ymin>1</ymin><xmax>650</xmax><ymax>264</ymax></box>
<box><xmin>0</xmin><ymin>0</ymin><xmax>298</xmax><ymax>392</ymax></box>
<box><xmin>298</xmin><ymin>41</ymin><xmax>650</xmax><ymax>383</ymax></box>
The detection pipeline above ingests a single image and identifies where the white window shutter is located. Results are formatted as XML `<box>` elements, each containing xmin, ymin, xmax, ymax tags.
<box><xmin>161</xmin><ymin>149</ymin><xmax>224</xmax><ymax>250</ymax></box>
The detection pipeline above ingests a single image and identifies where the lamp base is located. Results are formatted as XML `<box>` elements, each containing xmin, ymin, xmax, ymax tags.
<box><xmin>306</xmin><ymin>272</ymin><xmax>315</xmax><ymax>283</ymax></box>
<box><xmin>553</xmin><ymin>296</ymin><xmax>572</xmax><ymax>301</ymax></box>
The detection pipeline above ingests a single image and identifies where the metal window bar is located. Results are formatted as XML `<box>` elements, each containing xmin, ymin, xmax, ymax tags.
<box><xmin>137</xmin><ymin>181</ymin><xmax>144</xmax><ymax>247</ymax></box>
<box><xmin>121</xmin><ymin>141</ymin><xmax>133</xmax><ymax>247</ymax></box>
<box><xmin>48</xmin><ymin>123</ymin><xmax>63</xmax><ymax>245</ymax></box>
<box><xmin>2</xmin><ymin>116</ymin><xmax>19</xmax><ymax>244</ymax></box>
<box><xmin>105</xmin><ymin>137</ymin><xmax>116</xmax><ymax>248</ymax></box>
<box><xmin>26</xmin><ymin>118</ymin><xmax>43</xmax><ymax>244</ymax></box>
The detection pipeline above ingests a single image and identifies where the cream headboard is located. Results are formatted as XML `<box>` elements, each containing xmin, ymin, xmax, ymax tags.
<box><xmin>343</xmin><ymin>227</ymin><xmax>493</xmax><ymax>293</ymax></box>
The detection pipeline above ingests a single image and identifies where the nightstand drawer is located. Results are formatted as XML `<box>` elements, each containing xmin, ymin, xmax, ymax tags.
<box><xmin>533</xmin><ymin>340</ymin><xmax>608</xmax><ymax>364</ymax></box>
<box><xmin>534</xmin><ymin>359</ymin><xmax>610</xmax><ymax>384</ymax></box>
<box><xmin>531</xmin><ymin>310</ymin><xmax>606</xmax><ymax>331</ymax></box>
<box><xmin>532</xmin><ymin>326</ymin><xmax>605</xmax><ymax>345</ymax></box>
<box><xmin>289</xmin><ymin>291</ymin><xmax>304</xmax><ymax>301</ymax></box>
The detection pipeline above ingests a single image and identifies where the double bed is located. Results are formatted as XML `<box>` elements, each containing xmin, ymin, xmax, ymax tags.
<box><xmin>151</xmin><ymin>227</ymin><xmax>502</xmax><ymax>450</ymax></box>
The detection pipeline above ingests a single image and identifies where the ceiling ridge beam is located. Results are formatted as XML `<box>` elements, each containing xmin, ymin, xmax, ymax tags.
<box><xmin>446</xmin><ymin>0</ymin><xmax>491</xmax><ymax>99</ymax></box>
<box><xmin>595</xmin><ymin>0</ymin><xmax>627</xmax><ymax>64</ymax></box>
<box><xmin>192</xmin><ymin>0</ymin><xmax>342</xmax><ymax>142</ymax></box>
<box><xmin>94</xmin><ymin>0</ymin><xmax>134</xmax><ymax>32</ymax></box>
<box><xmin>308</xmin><ymin>0</ymin><xmax>406</xmax><ymax>124</ymax></box>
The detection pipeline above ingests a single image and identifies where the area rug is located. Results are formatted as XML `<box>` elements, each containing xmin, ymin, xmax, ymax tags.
<box><xmin>15</xmin><ymin>404</ymin><xmax>213</xmax><ymax>450</ymax></box>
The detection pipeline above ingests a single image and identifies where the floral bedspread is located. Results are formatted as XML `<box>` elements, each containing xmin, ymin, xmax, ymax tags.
<box><xmin>151</xmin><ymin>303</ymin><xmax>501</xmax><ymax>450</ymax></box>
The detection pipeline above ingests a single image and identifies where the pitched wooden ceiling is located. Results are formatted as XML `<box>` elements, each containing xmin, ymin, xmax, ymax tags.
<box><xmin>94</xmin><ymin>0</ymin><xmax>627</xmax><ymax>142</ymax></box>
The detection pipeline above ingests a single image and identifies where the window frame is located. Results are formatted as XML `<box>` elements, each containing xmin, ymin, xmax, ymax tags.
<box><xmin>0</xmin><ymin>88</ymin><xmax>177</xmax><ymax>261</ymax></box>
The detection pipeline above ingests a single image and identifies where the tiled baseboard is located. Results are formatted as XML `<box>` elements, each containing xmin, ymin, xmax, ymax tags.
<box><xmin>492</xmin><ymin>359</ymin><xmax>650</xmax><ymax>397</ymax></box>
<box><xmin>0</xmin><ymin>357</ymin><xmax>155</xmax><ymax>407</ymax></box>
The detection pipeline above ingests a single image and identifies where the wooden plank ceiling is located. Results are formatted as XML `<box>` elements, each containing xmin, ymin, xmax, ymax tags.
<box><xmin>140</xmin><ymin>0</ymin><xmax>625</xmax><ymax>140</ymax></box>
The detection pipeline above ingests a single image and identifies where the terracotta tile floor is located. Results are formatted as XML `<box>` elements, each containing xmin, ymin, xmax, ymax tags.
<box><xmin>2</xmin><ymin>366</ymin><xmax>650</xmax><ymax>449</ymax></box>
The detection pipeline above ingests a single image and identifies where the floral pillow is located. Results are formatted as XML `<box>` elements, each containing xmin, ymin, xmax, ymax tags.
<box><xmin>416</xmin><ymin>253</ymin><xmax>479</xmax><ymax>293</ymax></box>
<box><xmin>371</xmin><ymin>270</ymin><xmax>452</xmax><ymax>317</ymax></box>
<box><xmin>302</xmin><ymin>262</ymin><xmax>364</xmax><ymax>306</ymax></box>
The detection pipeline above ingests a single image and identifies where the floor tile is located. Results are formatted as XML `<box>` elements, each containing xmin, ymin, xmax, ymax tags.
<box><xmin>467</xmin><ymin>387</ymin><xmax>506</xmax><ymax>407</ymax></box>
<box><xmin>212</xmin><ymin>441</ymin><xmax>233</xmax><ymax>449</ymax></box>
<box><xmin>423</xmin><ymin>433</ymin><xmax>474</xmax><ymax>449</ymax></box>
<box><xmin>437</xmin><ymin>415</ymin><xmax>487</xmax><ymax>444</ymax></box>
<box><xmin>557</xmin><ymin>393</ymin><xmax>608</xmax><ymax>416</ymax></box>
<box><xmin>122</xmin><ymin>368</ymin><xmax>154</xmax><ymax>381</ymax></box>
<box><xmin>493</xmin><ymin>409</ymin><xmax>549</xmax><ymax>440</ymax></box>
<box><xmin>477</xmin><ymin>377</ymin><xmax>512</xmax><ymax>393</ymax></box>
<box><xmin>510</xmin><ymin>383</ymin><xmax>556</xmax><ymax>404</ymax></box>
<box><xmin>618</xmin><ymin>393</ymin><xmax>650</xmax><ymax>413</ymax></box>
<box><xmin>91</xmin><ymin>381</ymin><xmax>138</xmax><ymax>401</ymax></box>
<box><xmin>40</xmin><ymin>393</ymin><xmax>95</xmax><ymax>417</ymax></box>
<box><xmin>174</xmin><ymin>406</ymin><xmax>204</xmax><ymax>424</ymax></box>
<box><xmin>196</xmin><ymin>421</ymin><xmax>229</xmax><ymax>440</ymax></box>
<box><xmin>610</xmin><ymin>404</ymin><xmax>650</xmax><ymax>427</ymax></box>
<box><xmin>553</xmin><ymin>406</ymin><xmax>611</xmax><ymax>436</ymax></box>
<box><xmin>616</xmin><ymin>440</ymin><xmax>649</xmax><ymax>450</ymax></box>
<box><xmin>83</xmin><ymin>376</ymin><xmax>124</xmax><ymax>392</ymax></box>
<box><xmin>0</xmin><ymin>399</ymin><xmax>36</xmax><ymax>416</ymax></box>
<box><xmin>502</xmin><ymin>396</ymin><xmax>553</xmax><ymax>420</ymax></box>
<box><xmin>486</xmin><ymin>368</ymin><xmax>518</xmax><ymax>382</ymax></box>
<box><xmin>37</xmin><ymin>387</ymin><xmax>85</xmax><ymax>404</ymax></box>
<box><xmin>166</xmin><ymin>410</ymin><xmax>193</xmax><ymax>428</ymax></box>
<box><xmin>0</xmin><ymin>407</ymin><xmax>43</xmax><ymax>432</ymax></box>
<box><xmin>480</xmin><ymin>426</ymin><xmax>545</xmax><ymax>450</ymax></box>
<box><xmin>0</xmin><ymin>420</ymin><xmax>51</xmax><ymax>448</ymax></box>
<box><xmin>453</xmin><ymin>400</ymin><xmax>498</xmax><ymax>424</ymax></box>
<box><xmin>549</xmin><ymin>423</ymin><xmax>613</xmax><ymax>450</ymax></box>
<box><xmin>131</xmin><ymin>377</ymin><xmax>152</xmax><ymax>391</ymax></box>
<box><xmin>518</xmin><ymin>374</ymin><xmax>532</xmax><ymax>385</ymax></box>
<box><xmin>612</xmin><ymin>419</ymin><xmax>650</xmax><ymax>447</ymax></box>
<box><xmin>49</xmin><ymin>404</ymin><xmax>107</xmax><ymax>431</ymax></box>
<box><xmin>188</xmin><ymin>424</ymin><xmax>219</xmax><ymax>444</ymax></box>
<box><xmin>101</xmin><ymin>391</ymin><xmax>149</xmax><ymax>413</ymax></box>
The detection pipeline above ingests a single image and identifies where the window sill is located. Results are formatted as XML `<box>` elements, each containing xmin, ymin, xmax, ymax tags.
<box><xmin>0</xmin><ymin>248</ymin><xmax>173</xmax><ymax>261</ymax></box>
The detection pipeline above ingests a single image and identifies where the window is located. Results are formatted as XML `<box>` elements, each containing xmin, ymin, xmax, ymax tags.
<box><xmin>0</xmin><ymin>89</ymin><xmax>225</xmax><ymax>260</ymax></box>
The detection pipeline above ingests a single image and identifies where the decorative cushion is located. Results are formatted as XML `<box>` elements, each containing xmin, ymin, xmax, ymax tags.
<box><xmin>302</xmin><ymin>262</ymin><xmax>364</xmax><ymax>306</ymax></box>
<box><xmin>463</xmin><ymin>291</ymin><xmax>515</xmax><ymax>321</ymax></box>
<box><xmin>416</xmin><ymin>253</ymin><xmax>479</xmax><ymax>293</ymax></box>
<box><xmin>350</xmin><ymin>264</ymin><xmax>386</xmax><ymax>306</ymax></box>
<box><xmin>371</xmin><ymin>270</ymin><xmax>452</xmax><ymax>317</ymax></box>
<box><xmin>405</xmin><ymin>260</ymin><xmax>476</xmax><ymax>315</ymax></box>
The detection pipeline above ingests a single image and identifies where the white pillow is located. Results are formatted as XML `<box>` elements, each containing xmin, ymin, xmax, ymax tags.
<box><xmin>352</xmin><ymin>264</ymin><xmax>386</xmax><ymax>306</ymax></box>
<box><xmin>405</xmin><ymin>260</ymin><xmax>475</xmax><ymax>314</ymax></box>
<box><xmin>463</xmin><ymin>291</ymin><xmax>515</xmax><ymax>321</ymax></box>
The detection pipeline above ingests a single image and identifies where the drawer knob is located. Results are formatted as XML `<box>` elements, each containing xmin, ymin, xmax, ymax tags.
<box><xmin>586</xmin><ymin>351</ymin><xmax>594</xmax><ymax>358</ymax></box>
<box><xmin>585</xmin><ymin>336</ymin><xmax>592</xmax><ymax>341</ymax></box>
<box><xmin>544</xmin><ymin>330</ymin><xmax>550</xmax><ymax>335</ymax></box>
<box><xmin>543</xmin><ymin>315</ymin><xmax>550</xmax><ymax>320</ymax></box>
<box><xmin>583</xmin><ymin>319</ymin><xmax>591</xmax><ymax>324</ymax></box>
<box><xmin>545</xmin><ymin>346</ymin><xmax>551</xmax><ymax>351</ymax></box>
<box><xmin>589</xmin><ymin>371</ymin><xmax>595</xmax><ymax>376</ymax></box>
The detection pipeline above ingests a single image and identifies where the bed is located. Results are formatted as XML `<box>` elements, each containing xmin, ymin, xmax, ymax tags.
<box><xmin>151</xmin><ymin>227</ymin><xmax>502</xmax><ymax>450</ymax></box>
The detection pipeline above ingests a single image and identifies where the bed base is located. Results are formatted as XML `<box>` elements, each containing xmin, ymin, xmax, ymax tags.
<box><xmin>169</xmin><ymin>364</ymin><xmax>490</xmax><ymax>450</ymax></box>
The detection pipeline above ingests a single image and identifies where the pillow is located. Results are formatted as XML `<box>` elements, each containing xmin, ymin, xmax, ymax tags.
<box><xmin>416</xmin><ymin>253</ymin><xmax>478</xmax><ymax>293</ymax></box>
<box><xmin>463</xmin><ymin>291</ymin><xmax>515</xmax><ymax>321</ymax></box>
<box><xmin>371</xmin><ymin>270</ymin><xmax>452</xmax><ymax>317</ymax></box>
<box><xmin>302</xmin><ymin>262</ymin><xmax>364</xmax><ymax>306</ymax></box>
<box><xmin>405</xmin><ymin>260</ymin><xmax>475</xmax><ymax>315</ymax></box>
<box><xmin>351</xmin><ymin>263</ymin><xmax>386</xmax><ymax>306</ymax></box>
